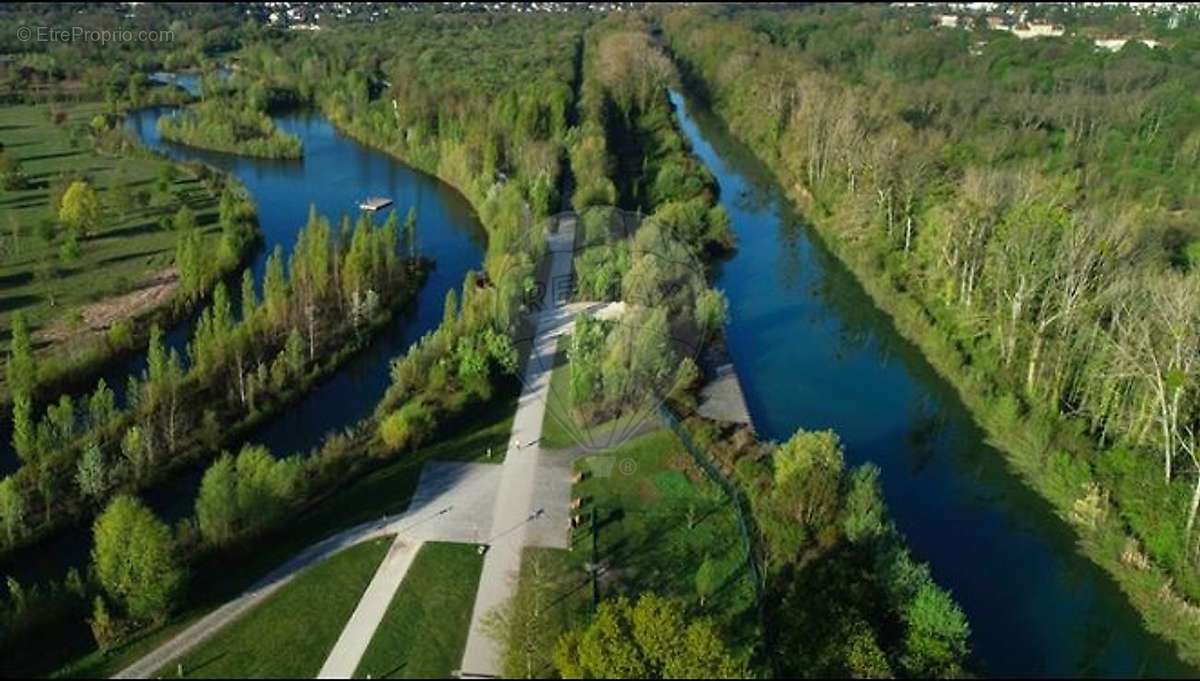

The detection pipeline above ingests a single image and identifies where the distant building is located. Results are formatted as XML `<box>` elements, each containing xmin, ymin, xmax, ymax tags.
<box><xmin>936</xmin><ymin>14</ymin><xmax>961</xmax><ymax>28</ymax></box>
<box><xmin>1094</xmin><ymin>37</ymin><xmax>1163</xmax><ymax>51</ymax></box>
<box><xmin>1010</xmin><ymin>22</ymin><xmax>1065</xmax><ymax>39</ymax></box>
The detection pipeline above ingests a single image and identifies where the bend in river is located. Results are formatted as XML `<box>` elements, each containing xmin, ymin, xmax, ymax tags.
<box><xmin>0</xmin><ymin>99</ymin><xmax>485</xmax><ymax>584</ymax></box>
<box><xmin>669</xmin><ymin>89</ymin><xmax>1193</xmax><ymax>678</ymax></box>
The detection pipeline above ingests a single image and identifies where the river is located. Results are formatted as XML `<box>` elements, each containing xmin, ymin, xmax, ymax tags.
<box><xmin>669</xmin><ymin>89</ymin><xmax>1193</xmax><ymax>677</ymax></box>
<box><xmin>2</xmin><ymin>74</ymin><xmax>1190</xmax><ymax>677</ymax></box>
<box><xmin>0</xmin><ymin>93</ymin><xmax>485</xmax><ymax>585</ymax></box>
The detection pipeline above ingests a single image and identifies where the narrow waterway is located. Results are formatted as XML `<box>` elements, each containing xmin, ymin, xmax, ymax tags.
<box><xmin>0</xmin><ymin>95</ymin><xmax>485</xmax><ymax>584</ymax></box>
<box><xmin>670</xmin><ymin>90</ymin><xmax>1193</xmax><ymax>677</ymax></box>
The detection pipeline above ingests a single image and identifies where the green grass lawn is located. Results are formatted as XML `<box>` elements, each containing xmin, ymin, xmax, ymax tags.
<box><xmin>540</xmin><ymin>346</ymin><xmax>577</xmax><ymax>449</ymax></box>
<box><xmin>0</xmin><ymin>102</ymin><xmax>224</xmax><ymax>351</ymax></box>
<box><xmin>499</xmin><ymin>429</ymin><xmax>758</xmax><ymax>676</ymax></box>
<box><xmin>54</xmin><ymin>384</ymin><xmax>518</xmax><ymax>679</ymax></box>
<box><xmin>354</xmin><ymin>542</ymin><xmax>484</xmax><ymax>679</ymax></box>
<box><xmin>167</xmin><ymin>537</ymin><xmax>392</xmax><ymax>678</ymax></box>
<box><xmin>574</xmin><ymin>429</ymin><xmax>756</xmax><ymax>618</ymax></box>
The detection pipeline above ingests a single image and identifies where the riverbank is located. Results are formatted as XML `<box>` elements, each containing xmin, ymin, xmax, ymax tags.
<box><xmin>0</xmin><ymin>102</ymin><xmax>259</xmax><ymax>410</ymax></box>
<box><xmin>802</xmin><ymin>195</ymin><xmax>1200</xmax><ymax>667</ymax></box>
<box><xmin>156</xmin><ymin>104</ymin><xmax>303</xmax><ymax>160</ymax></box>
<box><xmin>0</xmin><ymin>260</ymin><xmax>429</xmax><ymax>571</ymax></box>
<box><xmin>670</xmin><ymin>82</ymin><xmax>1200</xmax><ymax>669</ymax></box>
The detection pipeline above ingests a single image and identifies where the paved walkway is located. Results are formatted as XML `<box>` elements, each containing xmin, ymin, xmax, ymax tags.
<box><xmin>114</xmin><ymin>462</ymin><xmax>501</xmax><ymax>679</ymax></box>
<box><xmin>317</xmin><ymin>536</ymin><xmax>422</xmax><ymax>678</ymax></box>
<box><xmin>117</xmin><ymin>214</ymin><xmax>611</xmax><ymax>681</ymax></box>
<box><xmin>459</xmin><ymin>219</ymin><xmax>582</xmax><ymax>678</ymax></box>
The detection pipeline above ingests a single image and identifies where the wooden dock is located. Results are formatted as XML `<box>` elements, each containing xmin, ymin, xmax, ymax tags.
<box><xmin>358</xmin><ymin>197</ymin><xmax>393</xmax><ymax>211</ymax></box>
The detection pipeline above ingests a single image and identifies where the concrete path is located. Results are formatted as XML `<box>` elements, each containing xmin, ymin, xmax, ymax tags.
<box><xmin>118</xmin><ymin>214</ymin><xmax>614</xmax><ymax>680</ymax></box>
<box><xmin>115</xmin><ymin>462</ymin><xmax>501</xmax><ymax>679</ymax></box>
<box><xmin>317</xmin><ymin>537</ymin><xmax>422</xmax><ymax>679</ymax></box>
<box><xmin>459</xmin><ymin>219</ymin><xmax>582</xmax><ymax>678</ymax></box>
<box><xmin>314</xmin><ymin>461</ymin><xmax>502</xmax><ymax>678</ymax></box>
<box><xmin>697</xmin><ymin>362</ymin><xmax>754</xmax><ymax>427</ymax></box>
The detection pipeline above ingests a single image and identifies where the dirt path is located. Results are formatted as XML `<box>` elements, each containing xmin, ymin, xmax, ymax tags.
<box><xmin>39</xmin><ymin>268</ymin><xmax>178</xmax><ymax>344</ymax></box>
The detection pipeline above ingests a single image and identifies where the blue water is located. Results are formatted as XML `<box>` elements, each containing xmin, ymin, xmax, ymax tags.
<box><xmin>0</xmin><ymin>104</ymin><xmax>485</xmax><ymax>583</ymax></box>
<box><xmin>670</xmin><ymin>89</ymin><xmax>1193</xmax><ymax>677</ymax></box>
<box><xmin>123</xmin><ymin>107</ymin><xmax>485</xmax><ymax>457</ymax></box>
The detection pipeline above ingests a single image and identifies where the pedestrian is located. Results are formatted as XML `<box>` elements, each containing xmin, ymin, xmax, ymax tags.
<box><xmin>487</xmin><ymin>446</ymin><xmax>493</xmax><ymax>459</ymax></box>
<box><xmin>515</xmin><ymin>437</ymin><xmax>522</xmax><ymax>450</ymax></box>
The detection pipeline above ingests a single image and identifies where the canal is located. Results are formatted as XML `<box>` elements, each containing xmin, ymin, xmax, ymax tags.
<box><xmin>670</xmin><ymin>89</ymin><xmax>1192</xmax><ymax>677</ymax></box>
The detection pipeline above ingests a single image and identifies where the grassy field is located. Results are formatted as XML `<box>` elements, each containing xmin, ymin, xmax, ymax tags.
<box><xmin>499</xmin><ymin>429</ymin><xmax>758</xmax><ymax>676</ymax></box>
<box><xmin>574</xmin><ymin>429</ymin><xmax>755</xmax><ymax>618</ymax></box>
<box><xmin>540</xmin><ymin>347</ymin><xmax>577</xmax><ymax>449</ymax></box>
<box><xmin>0</xmin><ymin>102</ymin><xmax>226</xmax><ymax>360</ymax></box>
<box><xmin>168</xmin><ymin>537</ymin><xmax>392</xmax><ymax>678</ymax></box>
<box><xmin>354</xmin><ymin>542</ymin><xmax>484</xmax><ymax>679</ymax></box>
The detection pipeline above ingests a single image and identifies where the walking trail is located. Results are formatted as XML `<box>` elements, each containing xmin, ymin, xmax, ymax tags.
<box><xmin>113</xmin><ymin>462</ymin><xmax>501</xmax><ymax>679</ymax></box>
<box><xmin>458</xmin><ymin>216</ymin><xmax>588</xmax><ymax>677</ymax></box>
<box><xmin>117</xmin><ymin>215</ymin><xmax>609</xmax><ymax>679</ymax></box>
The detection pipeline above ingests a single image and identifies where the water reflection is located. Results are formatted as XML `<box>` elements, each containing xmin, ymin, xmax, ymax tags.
<box><xmin>670</xmin><ymin>89</ymin><xmax>1192</xmax><ymax>677</ymax></box>
<box><xmin>0</xmin><ymin>100</ymin><xmax>486</xmax><ymax>585</ymax></box>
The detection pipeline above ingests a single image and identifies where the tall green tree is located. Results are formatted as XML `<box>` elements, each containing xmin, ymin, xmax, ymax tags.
<box><xmin>91</xmin><ymin>495</ymin><xmax>184</xmax><ymax>621</ymax></box>
<box><xmin>59</xmin><ymin>180</ymin><xmax>102</xmax><ymax>236</ymax></box>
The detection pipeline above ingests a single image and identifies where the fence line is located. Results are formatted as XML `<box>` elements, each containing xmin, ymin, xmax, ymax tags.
<box><xmin>658</xmin><ymin>405</ymin><xmax>764</xmax><ymax>605</ymax></box>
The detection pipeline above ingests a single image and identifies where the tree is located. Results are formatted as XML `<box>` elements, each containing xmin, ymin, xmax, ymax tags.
<box><xmin>843</xmin><ymin>463</ymin><xmax>886</xmax><ymax>544</ymax></box>
<box><xmin>694</xmin><ymin>557</ymin><xmax>724</xmax><ymax>607</ymax></box>
<box><xmin>285</xmin><ymin>327</ymin><xmax>305</xmax><ymax>378</ymax></box>
<box><xmin>195</xmin><ymin>445</ymin><xmax>301</xmax><ymax>546</ymax></box>
<box><xmin>120</xmin><ymin>426</ymin><xmax>149</xmax><ymax>483</ymax></box>
<box><xmin>8</xmin><ymin>313</ymin><xmax>36</xmax><ymax>464</ymax></box>
<box><xmin>172</xmin><ymin>205</ymin><xmax>197</xmax><ymax>232</ymax></box>
<box><xmin>0</xmin><ymin>476</ymin><xmax>26</xmax><ymax>546</ymax></box>
<box><xmin>109</xmin><ymin>170</ymin><xmax>135</xmax><ymax>222</ymax></box>
<box><xmin>91</xmin><ymin>495</ymin><xmax>185</xmax><ymax>621</ymax></box>
<box><xmin>59</xmin><ymin>180</ymin><xmax>102</xmax><ymax>236</ymax></box>
<box><xmin>405</xmin><ymin>206</ymin><xmax>417</xmax><ymax>258</ymax></box>
<box><xmin>553</xmin><ymin>593</ymin><xmax>747</xmax><ymax>679</ymax></box>
<box><xmin>0</xmin><ymin>152</ymin><xmax>28</xmax><ymax>190</ymax></box>
<box><xmin>694</xmin><ymin>288</ymin><xmax>728</xmax><ymax>336</ymax></box>
<box><xmin>76</xmin><ymin>443</ymin><xmax>110</xmax><ymax>502</ymax></box>
<box><xmin>89</xmin><ymin>596</ymin><xmax>121</xmax><ymax>652</ymax></box>
<box><xmin>11</xmin><ymin>393</ymin><xmax>35</xmax><ymax>465</ymax></box>
<box><xmin>262</xmin><ymin>245</ymin><xmax>288</xmax><ymax>326</ymax></box>
<box><xmin>88</xmin><ymin>379</ymin><xmax>117</xmax><ymax>430</ymax></box>
<box><xmin>59</xmin><ymin>232</ymin><xmax>82</xmax><ymax>264</ymax></box>
<box><xmin>902</xmin><ymin>584</ymin><xmax>970</xmax><ymax>678</ymax></box>
<box><xmin>759</xmin><ymin>430</ymin><xmax>846</xmax><ymax>559</ymax></box>
<box><xmin>195</xmin><ymin>454</ymin><xmax>237</xmax><ymax>545</ymax></box>
<box><xmin>6</xmin><ymin>311</ymin><xmax>35</xmax><ymax>396</ymax></box>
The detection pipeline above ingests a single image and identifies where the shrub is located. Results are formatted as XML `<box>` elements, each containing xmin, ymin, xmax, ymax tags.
<box><xmin>379</xmin><ymin>400</ymin><xmax>436</xmax><ymax>452</ymax></box>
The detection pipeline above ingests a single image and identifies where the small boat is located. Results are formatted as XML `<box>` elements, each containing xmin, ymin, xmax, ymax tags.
<box><xmin>358</xmin><ymin>196</ymin><xmax>393</xmax><ymax>211</ymax></box>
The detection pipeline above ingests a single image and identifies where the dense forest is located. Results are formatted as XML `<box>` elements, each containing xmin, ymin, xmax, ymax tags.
<box><xmin>663</xmin><ymin>3</ymin><xmax>1200</xmax><ymax>663</ymax></box>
